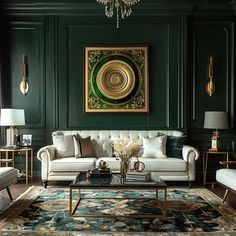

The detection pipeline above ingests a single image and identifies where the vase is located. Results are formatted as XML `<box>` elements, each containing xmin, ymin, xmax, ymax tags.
<box><xmin>120</xmin><ymin>159</ymin><xmax>130</xmax><ymax>178</ymax></box>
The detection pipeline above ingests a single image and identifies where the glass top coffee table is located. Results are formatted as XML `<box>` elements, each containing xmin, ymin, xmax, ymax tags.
<box><xmin>69</xmin><ymin>171</ymin><xmax>167</xmax><ymax>218</ymax></box>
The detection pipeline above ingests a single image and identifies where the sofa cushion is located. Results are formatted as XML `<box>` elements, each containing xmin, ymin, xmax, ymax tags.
<box><xmin>52</xmin><ymin>134</ymin><xmax>74</xmax><ymax>158</ymax></box>
<box><xmin>166</xmin><ymin>135</ymin><xmax>186</xmax><ymax>159</ymax></box>
<box><xmin>142</xmin><ymin>136</ymin><xmax>167</xmax><ymax>158</ymax></box>
<box><xmin>138</xmin><ymin>157</ymin><xmax>187</xmax><ymax>172</ymax></box>
<box><xmin>73</xmin><ymin>135</ymin><xmax>96</xmax><ymax>158</ymax></box>
<box><xmin>50</xmin><ymin>157</ymin><xmax>97</xmax><ymax>172</ymax></box>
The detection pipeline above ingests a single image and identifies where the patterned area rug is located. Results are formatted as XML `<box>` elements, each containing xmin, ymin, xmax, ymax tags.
<box><xmin>0</xmin><ymin>186</ymin><xmax>235</xmax><ymax>235</ymax></box>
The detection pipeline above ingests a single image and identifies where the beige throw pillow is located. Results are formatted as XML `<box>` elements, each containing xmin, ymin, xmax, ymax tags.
<box><xmin>142</xmin><ymin>135</ymin><xmax>167</xmax><ymax>158</ymax></box>
<box><xmin>52</xmin><ymin>134</ymin><xmax>74</xmax><ymax>158</ymax></box>
<box><xmin>73</xmin><ymin>134</ymin><xmax>82</xmax><ymax>158</ymax></box>
<box><xmin>73</xmin><ymin>135</ymin><xmax>96</xmax><ymax>158</ymax></box>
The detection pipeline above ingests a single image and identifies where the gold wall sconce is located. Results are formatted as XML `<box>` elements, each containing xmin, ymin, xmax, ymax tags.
<box><xmin>20</xmin><ymin>54</ymin><xmax>29</xmax><ymax>96</ymax></box>
<box><xmin>205</xmin><ymin>56</ymin><xmax>215</xmax><ymax>96</ymax></box>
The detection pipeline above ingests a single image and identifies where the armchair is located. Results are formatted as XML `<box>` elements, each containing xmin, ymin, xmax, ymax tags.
<box><xmin>0</xmin><ymin>159</ymin><xmax>18</xmax><ymax>201</ymax></box>
<box><xmin>216</xmin><ymin>161</ymin><xmax>236</xmax><ymax>203</ymax></box>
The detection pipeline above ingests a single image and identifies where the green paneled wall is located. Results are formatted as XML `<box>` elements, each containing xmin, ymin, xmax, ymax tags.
<box><xmin>1</xmin><ymin>0</ymin><xmax>236</xmax><ymax>177</ymax></box>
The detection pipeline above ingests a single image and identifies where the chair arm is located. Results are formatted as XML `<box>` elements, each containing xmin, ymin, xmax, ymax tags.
<box><xmin>37</xmin><ymin>145</ymin><xmax>56</xmax><ymax>162</ymax></box>
<box><xmin>219</xmin><ymin>161</ymin><xmax>236</xmax><ymax>166</ymax></box>
<box><xmin>182</xmin><ymin>145</ymin><xmax>199</xmax><ymax>162</ymax></box>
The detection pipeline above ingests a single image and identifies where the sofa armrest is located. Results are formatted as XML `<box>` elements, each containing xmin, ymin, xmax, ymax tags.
<box><xmin>37</xmin><ymin>145</ymin><xmax>56</xmax><ymax>162</ymax></box>
<box><xmin>182</xmin><ymin>145</ymin><xmax>199</xmax><ymax>162</ymax></box>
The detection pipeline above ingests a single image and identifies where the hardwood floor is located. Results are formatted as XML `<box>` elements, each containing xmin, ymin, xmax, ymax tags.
<box><xmin>0</xmin><ymin>178</ymin><xmax>235</xmax><ymax>212</ymax></box>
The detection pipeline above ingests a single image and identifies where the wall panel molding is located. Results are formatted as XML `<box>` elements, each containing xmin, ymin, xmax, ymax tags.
<box><xmin>190</xmin><ymin>20</ymin><xmax>234</xmax><ymax>131</ymax></box>
<box><xmin>7</xmin><ymin>20</ymin><xmax>46</xmax><ymax>129</ymax></box>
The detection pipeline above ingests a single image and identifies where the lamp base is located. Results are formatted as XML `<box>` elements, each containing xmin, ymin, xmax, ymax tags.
<box><xmin>6</xmin><ymin>127</ymin><xmax>18</xmax><ymax>146</ymax></box>
<box><xmin>209</xmin><ymin>130</ymin><xmax>220</xmax><ymax>152</ymax></box>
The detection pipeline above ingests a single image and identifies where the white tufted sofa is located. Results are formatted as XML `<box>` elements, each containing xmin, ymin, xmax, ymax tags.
<box><xmin>37</xmin><ymin>130</ymin><xmax>199</xmax><ymax>187</ymax></box>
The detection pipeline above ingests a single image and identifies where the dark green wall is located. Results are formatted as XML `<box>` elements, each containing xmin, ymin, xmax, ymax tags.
<box><xmin>1</xmin><ymin>0</ymin><xmax>236</xmax><ymax>177</ymax></box>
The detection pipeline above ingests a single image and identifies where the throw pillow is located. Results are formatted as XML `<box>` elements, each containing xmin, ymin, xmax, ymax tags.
<box><xmin>166</xmin><ymin>135</ymin><xmax>187</xmax><ymax>159</ymax></box>
<box><xmin>73</xmin><ymin>135</ymin><xmax>96</xmax><ymax>157</ymax></box>
<box><xmin>73</xmin><ymin>134</ymin><xmax>82</xmax><ymax>158</ymax></box>
<box><xmin>142</xmin><ymin>135</ymin><xmax>167</xmax><ymax>158</ymax></box>
<box><xmin>52</xmin><ymin>134</ymin><xmax>74</xmax><ymax>158</ymax></box>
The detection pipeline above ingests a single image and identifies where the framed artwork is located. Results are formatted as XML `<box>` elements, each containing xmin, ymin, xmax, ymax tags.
<box><xmin>84</xmin><ymin>46</ymin><xmax>149</xmax><ymax>113</ymax></box>
<box><xmin>21</xmin><ymin>134</ymin><xmax>32</xmax><ymax>147</ymax></box>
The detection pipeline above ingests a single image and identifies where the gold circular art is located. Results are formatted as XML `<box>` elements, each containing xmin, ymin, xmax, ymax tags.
<box><xmin>96</xmin><ymin>60</ymin><xmax>135</xmax><ymax>100</ymax></box>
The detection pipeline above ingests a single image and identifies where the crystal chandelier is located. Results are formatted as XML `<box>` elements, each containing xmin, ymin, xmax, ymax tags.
<box><xmin>97</xmin><ymin>0</ymin><xmax>140</xmax><ymax>28</ymax></box>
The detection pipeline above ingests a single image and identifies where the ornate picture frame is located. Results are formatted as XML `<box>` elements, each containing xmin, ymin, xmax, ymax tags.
<box><xmin>84</xmin><ymin>46</ymin><xmax>149</xmax><ymax>113</ymax></box>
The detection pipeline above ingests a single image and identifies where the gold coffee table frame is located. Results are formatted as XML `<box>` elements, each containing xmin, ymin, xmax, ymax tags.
<box><xmin>69</xmin><ymin>181</ymin><xmax>167</xmax><ymax>219</ymax></box>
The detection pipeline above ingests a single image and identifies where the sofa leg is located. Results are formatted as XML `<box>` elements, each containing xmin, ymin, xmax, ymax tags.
<box><xmin>188</xmin><ymin>181</ymin><xmax>192</xmax><ymax>188</ymax></box>
<box><xmin>222</xmin><ymin>189</ymin><xmax>229</xmax><ymax>203</ymax></box>
<box><xmin>43</xmin><ymin>181</ymin><xmax>48</xmax><ymax>188</ymax></box>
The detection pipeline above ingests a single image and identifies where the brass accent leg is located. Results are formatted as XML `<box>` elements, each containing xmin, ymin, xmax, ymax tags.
<box><xmin>163</xmin><ymin>188</ymin><xmax>167</xmax><ymax>218</ymax></box>
<box><xmin>222</xmin><ymin>189</ymin><xmax>229</xmax><ymax>203</ymax></box>
<box><xmin>70</xmin><ymin>188</ymin><xmax>82</xmax><ymax>216</ymax></box>
<box><xmin>6</xmin><ymin>151</ymin><xmax>9</xmax><ymax>167</ymax></box>
<box><xmin>69</xmin><ymin>188</ymin><xmax>72</xmax><ymax>215</ymax></box>
<box><xmin>31</xmin><ymin>149</ymin><xmax>33</xmax><ymax>180</ymax></box>
<box><xmin>203</xmin><ymin>153</ymin><xmax>208</xmax><ymax>185</ymax></box>
<box><xmin>26</xmin><ymin>150</ymin><xmax>29</xmax><ymax>185</ymax></box>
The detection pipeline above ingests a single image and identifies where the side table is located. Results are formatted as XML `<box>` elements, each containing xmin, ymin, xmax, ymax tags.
<box><xmin>202</xmin><ymin>149</ymin><xmax>230</xmax><ymax>187</ymax></box>
<box><xmin>0</xmin><ymin>147</ymin><xmax>34</xmax><ymax>184</ymax></box>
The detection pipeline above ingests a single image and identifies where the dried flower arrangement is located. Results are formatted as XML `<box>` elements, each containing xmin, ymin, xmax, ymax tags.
<box><xmin>113</xmin><ymin>139</ymin><xmax>142</xmax><ymax>161</ymax></box>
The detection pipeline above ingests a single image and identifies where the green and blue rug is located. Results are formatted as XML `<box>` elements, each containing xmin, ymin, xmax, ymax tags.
<box><xmin>0</xmin><ymin>186</ymin><xmax>235</xmax><ymax>235</ymax></box>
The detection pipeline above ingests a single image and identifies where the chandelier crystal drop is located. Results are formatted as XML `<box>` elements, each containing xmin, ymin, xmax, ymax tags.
<box><xmin>97</xmin><ymin>0</ymin><xmax>140</xmax><ymax>28</ymax></box>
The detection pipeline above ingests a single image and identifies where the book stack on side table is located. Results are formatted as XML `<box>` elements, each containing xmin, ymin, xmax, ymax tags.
<box><xmin>126</xmin><ymin>171</ymin><xmax>151</xmax><ymax>182</ymax></box>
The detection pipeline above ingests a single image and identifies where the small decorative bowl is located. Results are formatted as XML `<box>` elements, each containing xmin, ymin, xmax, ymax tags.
<box><xmin>98</xmin><ymin>160</ymin><xmax>108</xmax><ymax>170</ymax></box>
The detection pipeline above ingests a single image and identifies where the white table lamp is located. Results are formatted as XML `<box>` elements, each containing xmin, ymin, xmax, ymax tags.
<box><xmin>0</xmin><ymin>109</ymin><xmax>25</xmax><ymax>146</ymax></box>
<box><xmin>204</xmin><ymin>111</ymin><xmax>229</xmax><ymax>151</ymax></box>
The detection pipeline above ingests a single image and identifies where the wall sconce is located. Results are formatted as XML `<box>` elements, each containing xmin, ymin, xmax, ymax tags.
<box><xmin>205</xmin><ymin>56</ymin><xmax>215</xmax><ymax>96</ymax></box>
<box><xmin>20</xmin><ymin>54</ymin><xmax>29</xmax><ymax>96</ymax></box>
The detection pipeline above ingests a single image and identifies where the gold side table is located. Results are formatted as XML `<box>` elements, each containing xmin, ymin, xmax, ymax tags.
<box><xmin>202</xmin><ymin>149</ymin><xmax>230</xmax><ymax>187</ymax></box>
<box><xmin>0</xmin><ymin>147</ymin><xmax>34</xmax><ymax>184</ymax></box>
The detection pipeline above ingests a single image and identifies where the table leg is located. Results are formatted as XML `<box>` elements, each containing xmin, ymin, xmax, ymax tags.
<box><xmin>202</xmin><ymin>152</ymin><xmax>205</xmax><ymax>184</ymax></box>
<box><xmin>163</xmin><ymin>188</ymin><xmax>167</xmax><ymax>218</ymax></box>
<box><xmin>69</xmin><ymin>188</ymin><xmax>72</xmax><ymax>215</ymax></box>
<box><xmin>6</xmin><ymin>151</ymin><xmax>9</xmax><ymax>167</ymax></box>
<box><xmin>26</xmin><ymin>150</ymin><xmax>28</xmax><ymax>185</ymax></box>
<box><xmin>12</xmin><ymin>152</ymin><xmax>15</xmax><ymax>168</ymax></box>
<box><xmin>31</xmin><ymin>149</ymin><xmax>33</xmax><ymax>180</ymax></box>
<box><xmin>203</xmin><ymin>153</ymin><xmax>208</xmax><ymax>185</ymax></box>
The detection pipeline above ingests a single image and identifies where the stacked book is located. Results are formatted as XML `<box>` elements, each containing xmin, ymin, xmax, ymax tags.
<box><xmin>126</xmin><ymin>171</ymin><xmax>152</xmax><ymax>182</ymax></box>
<box><xmin>89</xmin><ymin>168</ymin><xmax>112</xmax><ymax>178</ymax></box>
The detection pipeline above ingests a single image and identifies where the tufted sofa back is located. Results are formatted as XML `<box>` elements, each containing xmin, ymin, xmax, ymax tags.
<box><xmin>52</xmin><ymin>130</ymin><xmax>184</xmax><ymax>158</ymax></box>
<box><xmin>52</xmin><ymin>130</ymin><xmax>184</xmax><ymax>139</ymax></box>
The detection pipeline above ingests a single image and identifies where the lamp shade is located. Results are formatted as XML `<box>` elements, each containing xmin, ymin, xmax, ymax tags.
<box><xmin>204</xmin><ymin>111</ymin><xmax>229</xmax><ymax>129</ymax></box>
<box><xmin>0</xmin><ymin>109</ymin><xmax>25</xmax><ymax>126</ymax></box>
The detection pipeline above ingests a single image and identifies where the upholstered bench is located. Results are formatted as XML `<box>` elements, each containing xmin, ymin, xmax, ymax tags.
<box><xmin>216</xmin><ymin>161</ymin><xmax>236</xmax><ymax>203</ymax></box>
<box><xmin>0</xmin><ymin>167</ymin><xmax>18</xmax><ymax>201</ymax></box>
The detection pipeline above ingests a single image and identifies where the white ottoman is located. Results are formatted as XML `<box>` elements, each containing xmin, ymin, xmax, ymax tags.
<box><xmin>216</xmin><ymin>168</ymin><xmax>236</xmax><ymax>202</ymax></box>
<box><xmin>0</xmin><ymin>167</ymin><xmax>18</xmax><ymax>201</ymax></box>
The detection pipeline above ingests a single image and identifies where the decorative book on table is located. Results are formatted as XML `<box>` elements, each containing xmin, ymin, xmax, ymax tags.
<box><xmin>126</xmin><ymin>171</ymin><xmax>151</xmax><ymax>181</ymax></box>
<box><xmin>89</xmin><ymin>168</ymin><xmax>112</xmax><ymax>178</ymax></box>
